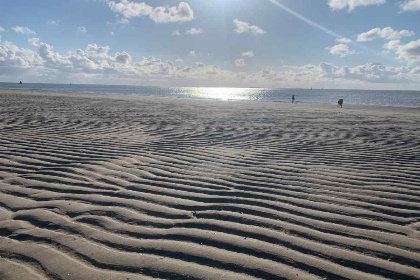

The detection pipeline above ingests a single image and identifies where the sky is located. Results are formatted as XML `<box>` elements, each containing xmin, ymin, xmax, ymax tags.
<box><xmin>0</xmin><ymin>0</ymin><xmax>419</xmax><ymax>89</ymax></box>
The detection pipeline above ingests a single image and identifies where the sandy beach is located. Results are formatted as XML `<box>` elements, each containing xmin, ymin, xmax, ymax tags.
<box><xmin>0</xmin><ymin>89</ymin><xmax>419</xmax><ymax>280</ymax></box>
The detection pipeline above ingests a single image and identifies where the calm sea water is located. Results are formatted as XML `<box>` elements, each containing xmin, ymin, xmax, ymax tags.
<box><xmin>1</xmin><ymin>82</ymin><xmax>419</xmax><ymax>108</ymax></box>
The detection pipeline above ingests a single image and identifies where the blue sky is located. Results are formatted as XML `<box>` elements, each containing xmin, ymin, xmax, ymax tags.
<box><xmin>0</xmin><ymin>0</ymin><xmax>419</xmax><ymax>89</ymax></box>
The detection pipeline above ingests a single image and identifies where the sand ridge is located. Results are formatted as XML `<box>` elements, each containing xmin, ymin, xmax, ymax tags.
<box><xmin>0</xmin><ymin>89</ymin><xmax>419</xmax><ymax>280</ymax></box>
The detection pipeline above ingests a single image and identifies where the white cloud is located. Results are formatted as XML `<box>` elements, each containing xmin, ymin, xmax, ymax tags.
<box><xmin>149</xmin><ymin>3</ymin><xmax>194</xmax><ymax>23</ymax></box>
<box><xmin>326</xmin><ymin>44</ymin><xmax>357</xmax><ymax>57</ymax></box>
<box><xmin>185</xmin><ymin>28</ymin><xmax>203</xmax><ymax>35</ymax></box>
<box><xmin>47</xmin><ymin>20</ymin><xmax>59</xmax><ymax>26</ymax></box>
<box><xmin>107</xmin><ymin>1</ymin><xmax>194</xmax><ymax>23</ymax></box>
<box><xmin>383</xmin><ymin>40</ymin><xmax>401</xmax><ymax>51</ymax></box>
<box><xmin>242</xmin><ymin>51</ymin><xmax>254</xmax><ymax>57</ymax></box>
<box><xmin>383</xmin><ymin>39</ymin><xmax>420</xmax><ymax>64</ymax></box>
<box><xmin>107</xmin><ymin>18</ymin><xmax>130</xmax><ymax>25</ymax></box>
<box><xmin>12</xmin><ymin>26</ymin><xmax>36</xmax><ymax>34</ymax></box>
<box><xmin>336</xmin><ymin>37</ymin><xmax>352</xmax><ymax>43</ymax></box>
<box><xmin>233</xmin><ymin>19</ymin><xmax>265</xmax><ymax>35</ymax></box>
<box><xmin>106</xmin><ymin>18</ymin><xmax>130</xmax><ymax>25</ymax></box>
<box><xmin>0</xmin><ymin>27</ymin><xmax>4</xmax><ymax>32</ymax></box>
<box><xmin>118</xmin><ymin>18</ymin><xmax>130</xmax><ymax>24</ymax></box>
<box><xmin>77</xmin><ymin>27</ymin><xmax>87</xmax><ymax>33</ymax></box>
<box><xmin>28</xmin><ymin>37</ymin><xmax>40</xmax><ymax>47</ymax></box>
<box><xmin>1</xmin><ymin>39</ymin><xmax>419</xmax><ymax>88</ymax></box>
<box><xmin>115</xmin><ymin>51</ymin><xmax>131</xmax><ymax>64</ymax></box>
<box><xmin>175</xmin><ymin>58</ymin><xmax>184</xmax><ymax>63</ymax></box>
<box><xmin>173</xmin><ymin>28</ymin><xmax>203</xmax><ymax>36</ymax></box>
<box><xmin>189</xmin><ymin>50</ymin><xmax>196</xmax><ymax>56</ymax></box>
<box><xmin>399</xmin><ymin>0</ymin><xmax>420</xmax><ymax>12</ymax></box>
<box><xmin>0</xmin><ymin>41</ymin><xmax>43</xmax><ymax>74</ymax></box>
<box><xmin>107</xmin><ymin>0</ymin><xmax>151</xmax><ymax>18</ymax></box>
<box><xmin>110</xmin><ymin>32</ymin><xmax>115</xmax><ymax>36</ymax></box>
<box><xmin>328</xmin><ymin>0</ymin><xmax>386</xmax><ymax>11</ymax></box>
<box><xmin>357</xmin><ymin>27</ymin><xmax>414</xmax><ymax>42</ymax></box>
<box><xmin>235</xmin><ymin>59</ymin><xmax>245</xmax><ymax>67</ymax></box>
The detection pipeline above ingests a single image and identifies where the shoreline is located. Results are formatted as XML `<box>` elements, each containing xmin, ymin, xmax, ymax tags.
<box><xmin>1</xmin><ymin>88</ymin><xmax>419</xmax><ymax>113</ymax></box>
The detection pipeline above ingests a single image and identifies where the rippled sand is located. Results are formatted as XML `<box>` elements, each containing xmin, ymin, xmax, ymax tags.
<box><xmin>0</xmin><ymin>89</ymin><xmax>419</xmax><ymax>280</ymax></box>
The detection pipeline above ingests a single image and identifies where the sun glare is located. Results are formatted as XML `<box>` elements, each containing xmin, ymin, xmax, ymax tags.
<box><xmin>201</xmin><ymin>87</ymin><xmax>249</xmax><ymax>100</ymax></box>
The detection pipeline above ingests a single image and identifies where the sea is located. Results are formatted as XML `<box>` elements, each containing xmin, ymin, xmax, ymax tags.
<box><xmin>0</xmin><ymin>82</ymin><xmax>419</xmax><ymax>108</ymax></box>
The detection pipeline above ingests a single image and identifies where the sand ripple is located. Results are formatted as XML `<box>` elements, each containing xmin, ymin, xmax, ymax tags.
<box><xmin>0</xmin><ymin>90</ymin><xmax>419</xmax><ymax>280</ymax></box>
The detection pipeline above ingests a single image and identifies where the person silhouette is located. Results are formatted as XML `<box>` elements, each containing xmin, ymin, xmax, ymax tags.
<box><xmin>292</xmin><ymin>95</ymin><xmax>295</xmax><ymax>103</ymax></box>
<box><xmin>338</xmin><ymin>99</ymin><xmax>343</xmax><ymax>108</ymax></box>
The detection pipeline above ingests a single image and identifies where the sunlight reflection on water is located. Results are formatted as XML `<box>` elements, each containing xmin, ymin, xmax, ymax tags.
<box><xmin>185</xmin><ymin>87</ymin><xmax>260</xmax><ymax>100</ymax></box>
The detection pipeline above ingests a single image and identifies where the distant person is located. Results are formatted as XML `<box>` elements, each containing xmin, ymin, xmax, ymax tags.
<box><xmin>292</xmin><ymin>95</ymin><xmax>295</xmax><ymax>103</ymax></box>
<box><xmin>338</xmin><ymin>99</ymin><xmax>343</xmax><ymax>108</ymax></box>
<box><xmin>19</xmin><ymin>81</ymin><xmax>22</xmax><ymax>84</ymax></box>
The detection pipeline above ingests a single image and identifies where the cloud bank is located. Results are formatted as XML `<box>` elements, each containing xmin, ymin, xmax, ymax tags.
<box><xmin>1</xmin><ymin>39</ymin><xmax>419</xmax><ymax>89</ymax></box>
